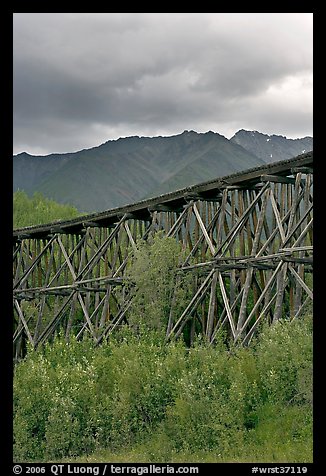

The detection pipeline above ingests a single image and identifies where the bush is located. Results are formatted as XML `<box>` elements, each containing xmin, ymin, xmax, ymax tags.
<box><xmin>253</xmin><ymin>316</ymin><xmax>313</xmax><ymax>405</ymax></box>
<box><xmin>126</xmin><ymin>232</ymin><xmax>192</xmax><ymax>331</ymax></box>
<box><xmin>161</xmin><ymin>343</ymin><xmax>261</xmax><ymax>455</ymax></box>
<box><xmin>14</xmin><ymin>337</ymin><xmax>99</xmax><ymax>460</ymax></box>
<box><xmin>14</xmin><ymin>353</ymin><xmax>51</xmax><ymax>460</ymax></box>
<box><xmin>13</xmin><ymin>317</ymin><xmax>312</xmax><ymax>462</ymax></box>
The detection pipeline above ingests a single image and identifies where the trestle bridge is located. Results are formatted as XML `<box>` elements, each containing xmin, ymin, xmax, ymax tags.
<box><xmin>13</xmin><ymin>152</ymin><xmax>313</xmax><ymax>359</ymax></box>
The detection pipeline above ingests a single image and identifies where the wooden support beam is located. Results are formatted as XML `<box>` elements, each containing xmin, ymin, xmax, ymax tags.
<box><xmin>167</xmin><ymin>204</ymin><xmax>192</xmax><ymax>238</ymax></box>
<box><xmin>96</xmin><ymin>300</ymin><xmax>133</xmax><ymax>344</ymax></box>
<box><xmin>225</xmin><ymin>185</ymin><xmax>246</xmax><ymax>190</ymax></box>
<box><xmin>82</xmin><ymin>221</ymin><xmax>100</xmax><ymax>228</ymax></box>
<box><xmin>273</xmin><ymin>262</ymin><xmax>289</xmax><ymax>322</ymax></box>
<box><xmin>288</xmin><ymin>265</ymin><xmax>313</xmax><ymax>300</ymax></box>
<box><xmin>118</xmin><ymin>211</ymin><xmax>151</xmax><ymax>221</ymax></box>
<box><xmin>124</xmin><ymin>222</ymin><xmax>137</xmax><ymax>252</ymax></box>
<box><xmin>280</xmin><ymin>246</ymin><xmax>313</xmax><ymax>253</ymax></box>
<box><xmin>193</xmin><ymin>203</ymin><xmax>216</xmax><ymax>255</ymax></box>
<box><xmin>236</xmin><ymin>189</ymin><xmax>270</xmax><ymax>333</ymax></box>
<box><xmin>148</xmin><ymin>204</ymin><xmax>184</xmax><ymax>213</ymax></box>
<box><xmin>215</xmin><ymin>182</ymin><xmax>270</xmax><ymax>257</ymax></box>
<box><xmin>242</xmin><ymin>292</ymin><xmax>278</xmax><ymax>346</ymax></box>
<box><xmin>206</xmin><ymin>270</ymin><xmax>218</xmax><ymax>340</ymax></box>
<box><xmin>167</xmin><ymin>269</ymin><xmax>215</xmax><ymax>340</ymax></box>
<box><xmin>15</xmin><ymin>233</ymin><xmax>32</xmax><ymax>240</ymax></box>
<box><xmin>282</xmin><ymin>256</ymin><xmax>313</xmax><ymax>265</ymax></box>
<box><xmin>184</xmin><ymin>192</ymin><xmax>207</xmax><ymax>202</ymax></box>
<box><xmin>270</xmin><ymin>189</ymin><xmax>286</xmax><ymax>243</ymax></box>
<box><xmin>291</xmin><ymin>167</ymin><xmax>313</xmax><ymax>174</ymax></box>
<box><xmin>260</xmin><ymin>174</ymin><xmax>297</xmax><ymax>185</ymax></box>
<box><xmin>34</xmin><ymin>295</ymin><xmax>74</xmax><ymax>348</ymax></box>
<box><xmin>236</xmin><ymin>260</ymin><xmax>283</xmax><ymax>337</ymax></box>
<box><xmin>218</xmin><ymin>272</ymin><xmax>236</xmax><ymax>338</ymax></box>
<box><xmin>50</xmin><ymin>226</ymin><xmax>66</xmax><ymax>234</ymax></box>
<box><xmin>13</xmin><ymin>235</ymin><xmax>57</xmax><ymax>289</ymax></box>
<box><xmin>14</xmin><ymin>300</ymin><xmax>35</xmax><ymax>347</ymax></box>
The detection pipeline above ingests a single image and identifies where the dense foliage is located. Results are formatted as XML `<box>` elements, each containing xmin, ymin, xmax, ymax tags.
<box><xmin>13</xmin><ymin>190</ymin><xmax>80</xmax><ymax>228</ymax></box>
<box><xmin>13</xmin><ymin>316</ymin><xmax>312</xmax><ymax>463</ymax></box>
<box><xmin>126</xmin><ymin>232</ymin><xmax>193</xmax><ymax>332</ymax></box>
<box><xmin>13</xmin><ymin>232</ymin><xmax>313</xmax><ymax>462</ymax></box>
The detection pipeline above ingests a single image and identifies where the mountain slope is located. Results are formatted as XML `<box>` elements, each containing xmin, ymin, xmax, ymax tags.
<box><xmin>13</xmin><ymin>129</ymin><xmax>312</xmax><ymax>213</ymax></box>
<box><xmin>13</xmin><ymin>131</ymin><xmax>265</xmax><ymax>212</ymax></box>
<box><xmin>145</xmin><ymin>131</ymin><xmax>265</xmax><ymax>197</ymax></box>
<box><xmin>230</xmin><ymin>130</ymin><xmax>313</xmax><ymax>163</ymax></box>
<box><xmin>13</xmin><ymin>152</ymin><xmax>75</xmax><ymax>194</ymax></box>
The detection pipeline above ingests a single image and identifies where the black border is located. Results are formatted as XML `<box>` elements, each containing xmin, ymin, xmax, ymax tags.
<box><xmin>7</xmin><ymin>9</ymin><xmax>319</xmax><ymax>476</ymax></box>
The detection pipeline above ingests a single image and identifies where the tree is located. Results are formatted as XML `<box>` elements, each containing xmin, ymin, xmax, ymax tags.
<box><xmin>126</xmin><ymin>232</ymin><xmax>192</xmax><ymax>332</ymax></box>
<box><xmin>13</xmin><ymin>190</ymin><xmax>80</xmax><ymax>228</ymax></box>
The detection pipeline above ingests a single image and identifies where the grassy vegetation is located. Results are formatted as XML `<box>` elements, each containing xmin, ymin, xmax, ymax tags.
<box><xmin>14</xmin><ymin>317</ymin><xmax>312</xmax><ymax>463</ymax></box>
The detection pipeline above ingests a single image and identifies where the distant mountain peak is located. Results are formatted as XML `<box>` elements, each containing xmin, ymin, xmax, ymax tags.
<box><xmin>181</xmin><ymin>129</ymin><xmax>196</xmax><ymax>134</ymax></box>
<box><xmin>233</xmin><ymin>129</ymin><xmax>312</xmax><ymax>141</ymax></box>
<box><xmin>15</xmin><ymin>151</ymin><xmax>31</xmax><ymax>158</ymax></box>
<box><xmin>231</xmin><ymin>129</ymin><xmax>313</xmax><ymax>163</ymax></box>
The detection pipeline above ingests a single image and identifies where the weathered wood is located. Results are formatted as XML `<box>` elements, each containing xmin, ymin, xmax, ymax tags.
<box><xmin>214</xmin><ymin>183</ymin><xmax>270</xmax><ymax>257</ymax></box>
<box><xmin>96</xmin><ymin>300</ymin><xmax>133</xmax><ymax>344</ymax></box>
<box><xmin>218</xmin><ymin>272</ymin><xmax>236</xmax><ymax>338</ymax></box>
<box><xmin>14</xmin><ymin>300</ymin><xmax>35</xmax><ymax>347</ymax></box>
<box><xmin>193</xmin><ymin>203</ymin><xmax>216</xmax><ymax>255</ymax></box>
<box><xmin>236</xmin><ymin>189</ymin><xmax>270</xmax><ymax>333</ymax></box>
<box><xmin>206</xmin><ymin>270</ymin><xmax>218</xmax><ymax>340</ymax></box>
<box><xmin>273</xmin><ymin>262</ymin><xmax>289</xmax><ymax>322</ymax></box>
<box><xmin>270</xmin><ymin>189</ymin><xmax>286</xmax><ymax>243</ymax></box>
<box><xmin>124</xmin><ymin>222</ymin><xmax>137</xmax><ymax>252</ymax></box>
<box><xmin>288</xmin><ymin>265</ymin><xmax>313</xmax><ymax>300</ymax></box>
<box><xmin>14</xmin><ymin>235</ymin><xmax>57</xmax><ymax>289</ymax></box>
<box><xmin>183</xmin><ymin>203</ymin><xmax>220</xmax><ymax>264</ymax></box>
<box><xmin>242</xmin><ymin>291</ymin><xmax>278</xmax><ymax>346</ymax></box>
<box><xmin>291</xmin><ymin>219</ymin><xmax>313</xmax><ymax>249</ymax></box>
<box><xmin>237</xmin><ymin>260</ymin><xmax>283</xmax><ymax>335</ymax></box>
<box><xmin>167</xmin><ymin>204</ymin><xmax>191</xmax><ymax>238</ymax></box>
<box><xmin>148</xmin><ymin>204</ymin><xmax>184</xmax><ymax>213</ymax></box>
<box><xmin>12</xmin><ymin>155</ymin><xmax>313</xmax><ymax>357</ymax></box>
<box><xmin>260</xmin><ymin>174</ymin><xmax>298</xmax><ymax>185</ymax></box>
<box><xmin>291</xmin><ymin>167</ymin><xmax>313</xmax><ymax>174</ymax></box>
<box><xmin>167</xmin><ymin>269</ymin><xmax>215</xmax><ymax>339</ymax></box>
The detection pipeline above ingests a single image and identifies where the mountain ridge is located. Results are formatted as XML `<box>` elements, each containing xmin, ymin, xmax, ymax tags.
<box><xmin>13</xmin><ymin>129</ymin><xmax>313</xmax><ymax>213</ymax></box>
<box><xmin>230</xmin><ymin>129</ymin><xmax>313</xmax><ymax>163</ymax></box>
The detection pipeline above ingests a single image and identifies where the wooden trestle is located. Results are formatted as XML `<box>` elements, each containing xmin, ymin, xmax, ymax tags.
<box><xmin>13</xmin><ymin>152</ymin><xmax>313</xmax><ymax>359</ymax></box>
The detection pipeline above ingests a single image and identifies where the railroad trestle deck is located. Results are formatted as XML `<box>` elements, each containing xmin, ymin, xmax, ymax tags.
<box><xmin>13</xmin><ymin>152</ymin><xmax>313</xmax><ymax>359</ymax></box>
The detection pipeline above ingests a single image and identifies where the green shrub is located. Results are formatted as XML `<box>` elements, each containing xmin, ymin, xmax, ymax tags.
<box><xmin>14</xmin><ymin>336</ymin><xmax>99</xmax><ymax>461</ymax></box>
<box><xmin>13</xmin><ymin>190</ymin><xmax>80</xmax><ymax>228</ymax></box>
<box><xmin>13</xmin><ymin>353</ymin><xmax>51</xmax><ymax>460</ymax></box>
<box><xmin>126</xmin><ymin>233</ymin><xmax>192</xmax><ymax>331</ymax></box>
<box><xmin>96</xmin><ymin>332</ymin><xmax>187</xmax><ymax>449</ymax></box>
<box><xmin>161</xmin><ymin>344</ymin><xmax>253</xmax><ymax>455</ymax></box>
<box><xmin>13</xmin><ymin>316</ymin><xmax>313</xmax><ymax>463</ymax></box>
<box><xmin>253</xmin><ymin>316</ymin><xmax>313</xmax><ymax>405</ymax></box>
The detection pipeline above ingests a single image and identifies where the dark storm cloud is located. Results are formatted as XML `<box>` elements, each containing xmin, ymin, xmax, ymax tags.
<box><xmin>13</xmin><ymin>13</ymin><xmax>313</xmax><ymax>155</ymax></box>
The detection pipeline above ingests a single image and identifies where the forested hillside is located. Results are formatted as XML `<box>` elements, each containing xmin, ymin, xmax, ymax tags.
<box><xmin>13</xmin><ymin>191</ymin><xmax>80</xmax><ymax>228</ymax></box>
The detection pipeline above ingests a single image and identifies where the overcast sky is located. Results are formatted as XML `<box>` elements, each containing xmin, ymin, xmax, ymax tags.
<box><xmin>13</xmin><ymin>13</ymin><xmax>313</xmax><ymax>156</ymax></box>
